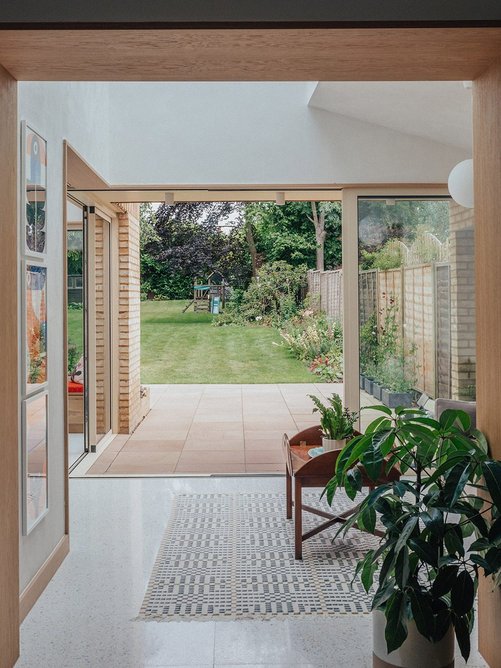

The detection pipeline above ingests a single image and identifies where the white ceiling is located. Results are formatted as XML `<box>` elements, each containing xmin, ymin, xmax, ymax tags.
<box><xmin>308</xmin><ymin>81</ymin><xmax>472</xmax><ymax>152</ymax></box>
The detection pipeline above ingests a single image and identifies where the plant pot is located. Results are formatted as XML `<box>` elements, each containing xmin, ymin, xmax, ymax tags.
<box><xmin>372</xmin><ymin>610</ymin><xmax>454</xmax><ymax>668</ymax></box>
<box><xmin>360</xmin><ymin>374</ymin><xmax>366</xmax><ymax>390</ymax></box>
<box><xmin>381</xmin><ymin>388</ymin><xmax>413</xmax><ymax>409</ymax></box>
<box><xmin>322</xmin><ymin>437</ymin><xmax>346</xmax><ymax>452</ymax></box>
<box><xmin>372</xmin><ymin>382</ymin><xmax>383</xmax><ymax>401</ymax></box>
<box><xmin>364</xmin><ymin>377</ymin><xmax>374</xmax><ymax>395</ymax></box>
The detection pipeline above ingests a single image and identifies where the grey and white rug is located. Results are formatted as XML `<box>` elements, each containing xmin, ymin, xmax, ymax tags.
<box><xmin>138</xmin><ymin>492</ymin><xmax>380</xmax><ymax>621</ymax></box>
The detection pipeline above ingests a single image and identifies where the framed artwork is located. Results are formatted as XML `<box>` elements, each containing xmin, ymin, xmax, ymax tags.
<box><xmin>22</xmin><ymin>122</ymin><xmax>47</xmax><ymax>258</ymax></box>
<box><xmin>24</xmin><ymin>263</ymin><xmax>48</xmax><ymax>395</ymax></box>
<box><xmin>22</xmin><ymin>391</ymin><xmax>49</xmax><ymax>534</ymax></box>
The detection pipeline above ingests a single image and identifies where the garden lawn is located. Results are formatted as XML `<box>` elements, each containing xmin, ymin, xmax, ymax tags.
<box><xmin>141</xmin><ymin>300</ymin><xmax>317</xmax><ymax>383</ymax></box>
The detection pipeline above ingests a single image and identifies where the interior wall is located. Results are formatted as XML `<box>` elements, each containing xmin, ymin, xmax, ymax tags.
<box><xmin>18</xmin><ymin>82</ymin><xmax>112</xmax><ymax>591</ymax></box>
<box><xmin>0</xmin><ymin>64</ymin><xmax>20</xmax><ymax>668</ymax></box>
<box><xmin>107</xmin><ymin>82</ymin><xmax>468</xmax><ymax>185</ymax></box>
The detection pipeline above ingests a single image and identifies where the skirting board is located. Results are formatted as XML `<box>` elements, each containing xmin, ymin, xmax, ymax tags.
<box><xmin>19</xmin><ymin>534</ymin><xmax>69</xmax><ymax>622</ymax></box>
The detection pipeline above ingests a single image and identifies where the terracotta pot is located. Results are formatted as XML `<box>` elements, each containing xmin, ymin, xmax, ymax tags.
<box><xmin>372</xmin><ymin>610</ymin><xmax>455</xmax><ymax>668</ymax></box>
<box><xmin>322</xmin><ymin>437</ymin><xmax>346</xmax><ymax>452</ymax></box>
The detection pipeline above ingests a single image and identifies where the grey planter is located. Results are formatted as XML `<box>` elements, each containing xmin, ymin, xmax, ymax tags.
<box><xmin>381</xmin><ymin>388</ymin><xmax>413</xmax><ymax>409</ymax></box>
<box><xmin>359</xmin><ymin>374</ymin><xmax>365</xmax><ymax>389</ymax></box>
<box><xmin>372</xmin><ymin>382</ymin><xmax>383</xmax><ymax>401</ymax></box>
<box><xmin>364</xmin><ymin>377</ymin><xmax>374</xmax><ymax>395</ymax></box>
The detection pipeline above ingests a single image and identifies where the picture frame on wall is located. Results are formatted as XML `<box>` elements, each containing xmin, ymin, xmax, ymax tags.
<box><xmin>22</xmin><ymin>391</ymin><xmax>49</xmax><ymax>534</ymax></box>
<box><xmin>21</xmin><ymin>121</ymin><xmax>47</xmax><ymax>259</ymax></box>
<box><xmin>23</xmin><ymin>262</ymin><xmax>48</xmax><ymax>396</ymax></box>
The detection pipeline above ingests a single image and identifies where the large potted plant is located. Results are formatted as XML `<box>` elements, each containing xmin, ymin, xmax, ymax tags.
<box><xmin>308</xmin><ymin>392</ymin><xmax>357</xmax><ymax>452</ymax></box>
<box><xmin>325</xmin><ymin>405</ymin><xmax>501</xmax><ymax>667</ymax></box>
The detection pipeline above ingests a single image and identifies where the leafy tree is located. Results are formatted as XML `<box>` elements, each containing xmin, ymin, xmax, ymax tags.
<box><xmin>140</xmin><ymin>202</ymin><xmax>252</xmax><ymax>299</ymax></box>
<box><xmin>244</xmin><ymin>201</ymin><xmax>342</xmax><ymax>270</ymax></box>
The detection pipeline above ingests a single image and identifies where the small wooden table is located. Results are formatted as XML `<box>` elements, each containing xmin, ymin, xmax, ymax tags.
<box><xmin>282</xmin><ymin>426</ymin><xmax>395</xmax><ymax>560</ymax></box>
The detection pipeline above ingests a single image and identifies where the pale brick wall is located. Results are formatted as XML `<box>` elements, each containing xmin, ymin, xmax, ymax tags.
<box><xmin>448</xmin><ymin>202</ymin><xmax>476</xmax><ymax>400</ymax></box>
<box><xmin>117</xmin><ymin>204</ymin><xmax>142</xmax><ymax>434</ymax></box>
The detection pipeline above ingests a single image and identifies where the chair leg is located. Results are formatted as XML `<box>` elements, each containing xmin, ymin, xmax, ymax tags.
<box><xmin>294</xmin><ymin>478</ymin><xmax>303</xmax><ymax>560</ymax></box>
<box><xmin>286</xmin><ymin>468</ymin><xmax>292</xmax><ymax>520</ymax></box>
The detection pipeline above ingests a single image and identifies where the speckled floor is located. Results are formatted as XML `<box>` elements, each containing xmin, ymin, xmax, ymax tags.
<box><xmin>17</xmin><ymin>478</ymin><xmax>488</xmax><ymax>668</ymax></box>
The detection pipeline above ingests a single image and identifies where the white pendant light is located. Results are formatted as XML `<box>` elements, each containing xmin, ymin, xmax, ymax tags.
<box><xmin>448</xmin><ymin>159</ymin><xmax>474</xmax><ymax>209</ymax></box>
<box><xmin>275</xmin><ymin>192</ymin><xmax>285</xmax><ymax>206</ymax></box>
<box><xmin>164</xmin><ymin>192</ymin><xmax>175</xmax><ymax>205</ymax></box>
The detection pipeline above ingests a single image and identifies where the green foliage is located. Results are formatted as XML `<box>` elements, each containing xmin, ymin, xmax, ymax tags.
<box><xmin>216</xmin><ymin>261</ymin><xmax>306</xmax><ymax>326</ymax></box>
<box><xmin>362</xmin><ymin>239</ymin><xmax>405</xmax><ymax>271</ymax></box>
<box><xmin>245</xmin><ymin>201</ymin><xmax>342</xmax><ymax>269</ymax></box>
<box><xmin>326</xmin><ymin>406</ymin><xmax>500</xmax><ymax>662</ymax></box>
<box><xmin>140</xmin><ymin>202</ymin><xmax>252</xmax><ymax>300</ymax></box>
<box><xmin>308</xmin><ymin>392</ymin><xmax>357</xmax><ymax>440</ymax></box>
<box><xmin>279</xmin><ymin>310</ymin><xmax>343</xmax><ymax>381</ymax></box>
<box><xmin>67</xmin><ymin>344</ymin><xmax>80</xmax><ymax>376</ymax></box>
<box><xmin>360</xmin><ymin>314</ymin><xmax>378</xmax><ymax>376</ymax></box>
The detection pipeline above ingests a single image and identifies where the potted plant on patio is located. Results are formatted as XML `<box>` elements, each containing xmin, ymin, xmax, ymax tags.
<box><xmin>308</xmin><ymin>392</ymin><xmax>357</xmax><ymax>452</ymax></box>
<box><xmin>325</xmin><ymin>405</ymin><xmax>501</xmax><ymax>667</ymax></box>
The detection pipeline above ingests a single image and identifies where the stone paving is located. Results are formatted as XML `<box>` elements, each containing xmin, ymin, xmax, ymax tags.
<box><xmin>87</xmin><ymin>383</ymin><xmax>347</xmax><ymax>475</ymax></box>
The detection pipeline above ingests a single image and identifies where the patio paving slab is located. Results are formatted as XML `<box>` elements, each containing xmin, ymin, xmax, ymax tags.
<box><xmin>86</xmin><ymin>383</ymin><xmax>345</xmax><ymax>475</ymax></box>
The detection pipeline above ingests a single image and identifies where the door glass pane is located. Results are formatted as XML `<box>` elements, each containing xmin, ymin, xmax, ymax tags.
<box><xmin>358</xmin><ymin>198</ymin><xmax>475</xmax><ymax>431</ymax></box>
<box><xmin>67</xmin><ymin>200</ymin><xmax>86</xmax><ymax>466</ymax></box>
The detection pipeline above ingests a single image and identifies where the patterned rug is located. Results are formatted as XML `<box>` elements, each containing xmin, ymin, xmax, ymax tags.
<box><xmin>138</xmin><ymin>492</ymin><xmax>380</xmax><ymax>621</ymax></box>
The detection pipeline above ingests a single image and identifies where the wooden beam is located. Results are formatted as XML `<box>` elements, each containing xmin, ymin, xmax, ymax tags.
<box><xmin>1</xmin><ymin>28</ymin><xmax>501</xmax><ymax>81</ymax></box>
<box><xmin>0</xmin><ymin>64</ymin><xmax>19</xmax><ymax>668</ymax></box>
<box><xmin>473</xmin><ymin>58</ymin><xmax>501</xmax><ymax>668</ymax></box>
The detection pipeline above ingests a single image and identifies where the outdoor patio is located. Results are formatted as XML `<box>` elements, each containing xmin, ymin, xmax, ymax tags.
<box><xmin>84</xmin><ymin>384</ymin><xmax>380</xmax><ymax>475</ymax></box>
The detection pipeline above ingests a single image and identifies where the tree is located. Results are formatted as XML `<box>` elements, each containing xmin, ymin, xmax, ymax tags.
<box><xmin>244</xmin><ymin>200</ymin><xmax>342</xmax><ymax>270</ymax></box>
<box><xmin>140</xmin><ymin>202</ymin><xmax>252</xmax><ymax>299</ymax></box>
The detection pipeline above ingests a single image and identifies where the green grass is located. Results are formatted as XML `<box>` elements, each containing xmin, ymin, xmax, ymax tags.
<box><xmin>140</xmin><ymin>300</ymin><xmax>317</xmax><ymax>384</ymax></box>
<box><xmin>67</xmin><ymin>308</ymin><xmax>84</xmax><ymax>354</ymax></box>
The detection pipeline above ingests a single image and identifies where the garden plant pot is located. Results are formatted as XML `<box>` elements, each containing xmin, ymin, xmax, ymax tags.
<box><xmin>364</xmin><ymin>377</ymin><xmax>374</xmax><ymax>395</ymax></box>
<box><xmin>372</xmin><ymin>610</ymin><xmax>454</xmax><ymax>668</ymax></box>
<box><xmin>372</xmin><ymin>382</ymin><xmax>383</xmax><ymax>401</ymax></box>
<box><xmin>360</xmin><ymin>374</ymin><xmax>366</xmax><ymax>390</ymax></box>
<box><xmin>322</xmin><ymin>437</ymin><xmax>346</xmax><ymax>452</ymax></box>
<box><xmin>381</xmin><ymin>388</ymin><xmax>413</xmax><ymax>409</ymax></box>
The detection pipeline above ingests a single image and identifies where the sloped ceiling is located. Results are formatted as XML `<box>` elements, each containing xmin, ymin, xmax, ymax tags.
<box><xmin>308</xmin><ymin>81</ymin><xmax>472</xmax><ymax>152</ymax></box>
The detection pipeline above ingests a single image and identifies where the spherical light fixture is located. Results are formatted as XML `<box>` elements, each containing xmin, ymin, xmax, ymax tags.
<box><xmin>448</xmin><ymin>159</ymin><xmax>474</xmax><ymax>209</ymax></box>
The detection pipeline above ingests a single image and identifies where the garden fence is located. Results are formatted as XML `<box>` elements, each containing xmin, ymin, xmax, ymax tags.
<box><xmin>307</xmin><ymin>263</ymin><xmax>451</xmax><ymax>398</ymax></box>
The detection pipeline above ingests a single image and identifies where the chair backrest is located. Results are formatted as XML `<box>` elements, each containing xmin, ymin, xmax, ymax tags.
<box><xmin>435</xmin><ymin>398</ymin><xmax>476</xmax><ymax>429</ymax></box>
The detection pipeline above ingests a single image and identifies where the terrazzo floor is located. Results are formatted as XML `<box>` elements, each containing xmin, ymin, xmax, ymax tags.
<box><xmin>17</xmin><ymin>477</ymin><xmax>487</xmax><ymax>668</ymax></box>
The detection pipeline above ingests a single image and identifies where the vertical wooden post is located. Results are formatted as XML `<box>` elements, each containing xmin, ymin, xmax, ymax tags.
<box><xmin>342</xmin><ymin>189</ymin><xmax>360</xmax><ymax>419</ymax></box>
<box><xmin>473</xmin><ymin>59</ymin><xmax>501</xmax><ymax>667</ymax></box>
<box><xmin>0</xmin><ymin>64</ymin><xmax>20</xmax><ymax>667</ymax></box>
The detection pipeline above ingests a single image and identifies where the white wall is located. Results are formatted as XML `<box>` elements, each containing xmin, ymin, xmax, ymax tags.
<box><xmin>107</xmin><ymin>82</ymin><xmax>469</xmax><ymax>185</ymax></box>
<box><xmin>18</xmin><ymin>81</ymin><xmax>111</xmax><ymax>590</ymax></box>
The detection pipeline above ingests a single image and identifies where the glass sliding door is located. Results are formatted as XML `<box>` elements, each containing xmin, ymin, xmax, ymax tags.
<box><xmin>357</xmin><ymin>197</ymin><xmax>475</xmax><ymax>431</ymax></box>
<box><xmin>66</xmin><ymin>198</ymin><xmax>88</xmax><ymax>467</ymax></box>
<box><xmin>86</xmin><ymin>211</ymin><xmax>113</xmax><ymax>450</ymax></box>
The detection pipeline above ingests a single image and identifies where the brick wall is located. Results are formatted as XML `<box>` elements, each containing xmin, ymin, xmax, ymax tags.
<box><xmin>117</xmin><ymin>204</ymin><xmax>142</xmax><ymax>434</ymax></box>
<box><xmin>448</xmin><ymin>202</ymin><xmax>476</xmax><ymax>400</ymax></box>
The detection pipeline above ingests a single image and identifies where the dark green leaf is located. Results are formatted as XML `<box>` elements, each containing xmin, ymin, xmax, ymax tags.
<box><xmin>420</xmin><ymin>508</ymin><xmax>444</xmax><ymax>536</ymax></box>
<box><xmin>372</xmin><ymin>581</ymin><xmax>396</xmax><ymax>611</ymax></box>
<box><xmin>432</xmin><ymin>565</ymin><xmax>459</xmax><ymax>597</ymax></box>
<box><xmin>443</xmin><ymin>463</ymin><xmax>471</xmax><ymax>507</ymax></box>
<box><xmin>444</xmin><ymin>526</ymin><xmax>465</xmax><ymax>557</ymax></box>
<box><xmin>482</xmin><ymin>461</ymin><xmax>501</xmax><ymax>510</ymax></box>
<box><xmin>409</xmin><ymin>537</ymin><xmax>438</xmax><ymax>567</ymax></box>
<box><xmin>358</xmin><ymin>505</ymin><xmax>377</xmax><ymax>535</ymax></box>
<box><xmin>484</xmin><ymin>547</ymin><xmax>501</xmax><ymax>576</ymax></box>
<box><xmin>439</xmin><ymin>409</ymin><xmax>463</xmax><ymax>431</ymax></box>
<box><xmin>453</xmin><ymin>614</ymin><xmax>471</xmax><ymax>662</ymax></box>
<box><xmin>395</xmin><ymin>516</ymin><xmax>418</xmax><ymax>555</ymax></box>
<box><xmin>434</xmin><ymin>608</ymin><xmax>452</xmax><ymax>642</ymax></box>
<box><xmin>471</xmin><ymin>428</ymin><xmax>489</xmax><ymax>454</ymax></box>
<box><xmin>364</xmin><ymin>405</ymin><xmax>392</xmax><ymax>417</ymax></box>
<box><xmin>409</xmin><ymin>589</ymin><xmax>434</xmax><ymax>639</ymax></box>
<box><xmin>395</xmin><ymin>546</ymin><xmax>409</xmax><ymax>589</ymax></box>
<box><xmin>361</xmin><ymin>554</ymin><xmax>378</xmax><ymax>593</ymax></box>
<box><xmin>451</xmin><ymin>570</ymin><xmax>475</xmax><ymax>617</ymax></box>
<box><xmin>385</xmin><ymin>592</ymin><xmax>408</xmax><ymax>654</ymax></box>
